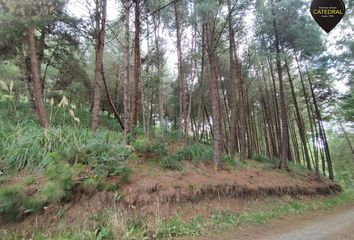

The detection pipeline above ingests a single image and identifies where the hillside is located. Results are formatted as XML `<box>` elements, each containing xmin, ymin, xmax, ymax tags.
<box><xmin>0</xmin><ymin>132</ymin><xmax>342</xmax><ymax>239</ymax></box>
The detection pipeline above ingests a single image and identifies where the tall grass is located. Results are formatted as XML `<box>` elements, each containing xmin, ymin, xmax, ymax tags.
<box><xmin>0</xmin><ymin>119</ymin><xmax>125</xmax><ymax>172</ymax></box>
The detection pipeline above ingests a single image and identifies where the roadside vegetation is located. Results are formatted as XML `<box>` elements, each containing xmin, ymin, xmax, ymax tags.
<box><xmin>1</xmin><ymin>0</ymin><xmax>354</xmax><ymax>239</ymax></box>
<box><xmin>0</xmin><ymin>101</ymin><xmax>353</xmax><ymax>239</ymax></box>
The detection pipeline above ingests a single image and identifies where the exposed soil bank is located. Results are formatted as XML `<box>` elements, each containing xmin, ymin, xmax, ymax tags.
<box><xmin>121</xmin><ymin>165</ymin><xmax>341</xmax><ymax>218</ymax></box>
<box><xmin>1</xmin><ymin>163</ymin><xmax>341</xmax><ymax>235</ymax></box>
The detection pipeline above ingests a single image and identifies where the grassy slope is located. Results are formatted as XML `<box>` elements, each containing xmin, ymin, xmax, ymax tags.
<box><xmin>0</xmin><ymin>101</ymin><xmax>353</xmax><ymax>239</ymax></box>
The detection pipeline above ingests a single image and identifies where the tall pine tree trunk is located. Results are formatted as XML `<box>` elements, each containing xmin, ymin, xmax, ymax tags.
<box><xmin>18</xmin><ymin>44</ymin><xmax>35</xmax><ymax>109</ymax></box>
<box><xmin>123</xmin><ymin>0</ymin><xmax>131</xmax><ymax>143</ymax></box>
<box><xmin>26</xmin><ymin>27</ymin><xmax>48</xmax><ymax>128</ymax></box>
<box><xmin>305</xmin><ymin>63</ymin><xmax>333</xmax><ymax>180</ymax></box>
<box><xmin>227</xmin><ymin>0</ymin><xmax>238</xmax><ymax>157</ymax></box>
<box><xmin>91</xmin><ymin>0</ymin><xmax>107</xmax><ymax>131</ymax></box>
<box><xmin>284</xmin><ymin>60</ymin><xmax>311</xmax><ymax>170</ymax></box>
<box><xmin>152</xmin><ymin>14</ymin><xmax>164</xmax><ymax>133</ymax></box>
<box><xmin>132</xmin><ymin>0</ymin><xmax>141</xmax><ymax>127</ymax></box>
<box><xmin>271</xmin><ymin>0</ymin><xmax>289</xmax><ymax>169</ymax></box>
<box><xmin>174</xmin><ymin>2</ymin><xmax>187</xmax><ymax>136</ymax></box>
<box><xmin>205</xmin><ymin>22</ymin><xmax>223</xmax><ymax>171</ymax></box>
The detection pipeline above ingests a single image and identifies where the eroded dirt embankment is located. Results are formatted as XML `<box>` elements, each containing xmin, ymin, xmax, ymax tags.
<box><xmin>2</xmin><ymin>165</ymin><xmax>341</xmax><ymax>235</ymax></box>
<box><xmin>122</xmin><ymin>167</ymin><xmax>341</xmax><ymax>209</ymax></box>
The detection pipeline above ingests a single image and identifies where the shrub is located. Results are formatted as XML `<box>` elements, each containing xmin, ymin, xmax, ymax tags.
<box><xmin>132</xmin><ymin>127</ymin><xmax>144</xmax><ymax>136</ymax></box>
<box><xmin>166</xmin><ymin>129</ymin><xmax>184</xmax><ymax>142</ymax></box>
<box><xmin>133</xmin><ymin>137</ymin><xmax>152</xmax><ymax>154</ymax></box>
<box><xmin>0</xmin><ymin>184</ymin><xmax>46</xmax><ymax>221</ymax></box>
<box><xmin>222</xmin><ymin>154</ymin><xmax>242</xmax><ymax>168</ymax></box>
<box><xmin>160</xmin><ymin>155</ymin><xmax>182</xmax><ymax>171</ymax></box>
<box><xmin>23</xmin><ymin>196</ymin><xmax>46</xmax><ymax>214</ymax></box>
<box><xmin>42</xmin><ymin>163</ymin><xmax>76</xmax><ymax>202</ymax></box>
<box><xmin>85</xmin><ymin>134</ymin><xmax>131</xmax><ymax>177</ymax></box>
<box><xmin>119</xmin><ymin>166</ymin><xmax>133</xmax><ymax>184</ymax></box>
<box><xmin>181</xmin><ymin>142</ymin><xmax>213</xmax><ymax>163</ymax></box>
<box><xmin>253</xmin><ymin>155</ymin><xmax>279</xmax><ymax>164</ymax></box>
<box><xmin>82</xmin><ymin>177</ymin><xmax>100</xmax><ymax>192</ymax></box>
<box><xmin>0</xmin><ymin>186</ymin><xmax>25</xmax><ymax>221</ymax></box>
<box><xmin>152</xmin><ymin>140</ymin><xmax>168</xmax><ymax>156</ymax></box>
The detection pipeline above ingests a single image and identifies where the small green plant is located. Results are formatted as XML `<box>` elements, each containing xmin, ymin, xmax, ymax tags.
<box><xmin>84</xmin><ymin>134</ymin><xmax>131</xmax><ymax>177</ymax></box>
<box><xmin>94</xmin><ymin>225</ymin><xmax>112</xmax><ymax>240</ymax></box>
<box><xmin>166</xmin><ymin>129</ymin><xmax>184</xmax><ymax>142</ymax></box>
<box><xmin>253</xmin><ymin>155</ymin><xmax>279</xmax><ymax>164</ymax></box>
<box><xmin>151</xmin><ymin>140</ymin><xmax>168</xmax><ymax>156</ymax></box>
<box><xmin>42</xmin><ymin>162</ymin><xmax>76</xmax><ymax>203</ymax></box>
<box><xmin>89</xmin><ymin>210</ymin><xmax>114</xmax><ymax>240</ymax></box>
<box><xmin>211</xmin><ymin>210</ymin><xmax>240</xmax><ymax>230</ymax></box>
<box><xmin>157</xmin><ymin>215</ymin><xmax>204</xmax><ymax>238</ymax></box>
<box><xmin>222</xmin><ymin>154</ymin><xmax>244</xmax><ymax>168</ymax></box>
<box><xmin>160</xmin><ymin>155</ymin><xmax>182</xmax><ymax>171</ymax></box>
<box><xmin>0</xmin><ymin>185</ymin><xmax>25</xmax><ymax>221</ymax></box>
<box><xmin>131</xmin><ymin>127</ymin><xmax>144</xmax><ymax>136</ymax></box>
<box><xmin>0</xmin><ymin>184</ymin><xmax>46</xmax><ymax>221</ymax></box>
<box><xmin>180</xmin><ymin>142</ymin><xmax>213</xmax><ymax>164</ymax></box>
<box><xmin>41</xmin><ymin>181</ymin><xmax>67</xmax><ymax>203</ymax></box>
<box><xmin>24</xmin><ymin>176</ymin><xmax>36</xmax><ymax>186</ymax></box>
<box><xmin>119</xmin><ymin>166</ymin><xmax>133</xmax><ymax>184</ymax></box>
<box><xmin>133</xmin><ymin>137</ymin><xmax>152</xmax><ymax>154</ymax></box>
<box><xmin>82</xmin><ymin>177</ymin><xmax>100</xmax><ymax>189</ymax></box>
<box><xmin>23</xmin><ymin>196</ymin><xmax>46</xmax><ymax>214</ymax></box>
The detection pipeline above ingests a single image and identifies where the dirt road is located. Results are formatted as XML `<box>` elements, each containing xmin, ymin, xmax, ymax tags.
<box><xmin>197</xmin><ymin>204</ymin><xmax>354</xmax><ymax>240</ymax></box>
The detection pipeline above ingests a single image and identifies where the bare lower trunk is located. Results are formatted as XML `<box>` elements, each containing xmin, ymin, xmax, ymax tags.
<box><xmin>143</xmin><ymin>17</ymin><xmax>150</xmax><ymax>138</ymax></box>
<box><xmin>132</xmin><ymin>0</ymin><xmax>141</xmax><ymax>127</ymax></box>
<box><xmin>305</xmin><ymin>63</ymin><xmax>333</xmax><ymax>180</ymax></box>
<box><xmin>124</xmin><ymin>0</ymin><xmax>131</xmax><ymax>143</ymax></box>
<box><xmin>26</xmin><ymin>27</ymin><xmax>48</xmax><ymax>128</ymax></box>
<box><xmin>284</xmin><ymin>60</ymin><xmax>311</xmax><ymax>170</ymax></box>
<box><xmin>205</xmin><ymin>22</ymin><xmax>223</xmax><ymax>171</ymax></box>
<box><xmin>91</xmin><ymin>0</ymin><xmax>107</xmax><ymax>131</ymax></box>
<box><xmin>271</xmin><ymin>0</ymin><xmax>289</xmax><ymax>169</ymax></box>
<box><xmin>174</xmin><ymin>2</ymin><xmax>186</xmax><ymax>136</ymax></box>
<box><xmin>18</xmin><ymin>44</ymin><xmax>35</xmax><ymax>109</ymax></box>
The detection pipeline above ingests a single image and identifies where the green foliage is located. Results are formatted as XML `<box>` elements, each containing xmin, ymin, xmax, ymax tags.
<box><xmin>179</xmin><ymin>142</ymin><xmax>213</xmax><ymax>164</ymax></box>
<box><xmin>0</xmin><ymin>185</ymin><xmax>25</xmax><ymax>221</ymax></box>
<box><xmin>159</xmin><ymin>155</ymin><xmax>182</xmax><ymax>171</ymax></box>
<box><xmin>119</xmin><ymin>167</ymin><xmax>133</xmax><ymax>184</ymax></box>
<box><xmin>222</xmin><ymin>154</ymin><xmax>244</xmax><ymax>168</ymax></box>
<box><xmin>89</xmin><ymin>211</ymin><xmax>114</xmax><ymax>240</ymax></box>
<box><xmin>166</xmin><ymin>129</ymin><xmax>184</xmax><ymax>142</ymax></box>
<box><xmin>211</xmin><ymin>210</ymin><xmax>240</xmax><ymax>230</ymax></box>
<box><xmin>23</xmin><ymin>196</ymin><xmax>46</xmax><ymax>214</ymax></box>
<box><xmin>328</xmin><ymin>132</ymin><xmax>354</xmax><ymax>188</ymax></box>
<box><xmin>157</xmin><ymin>215</ymin><xmax>204</xmax><ymax>238</ymax></box>
<box><xmin>132</xmin><ymin>137</ymin><xmax>167</xmax><ymax>156</ymax></box>
<box><xmin>24</xmin><ymin>176</ymin><xmax>36</xmax><ymax>186</ymax></box>
<box><xmin>152</xmin><ymin>141</ymin><xmax>168</xmax><ymax>156</ymax></box>
<box><xmin>0</xmin><ymin>120</ymin><xmax>90</xmax><ymax>170</ymax></box>
<box><xmin>82</xmin><ymin>177</ymin><xmax>100</xmax><ymax>191</ymax></box>
<box><xmin>131</xmin><ymin>127</ymin><xmax>144</xmax><ymax>136</ymax></box>
<box><xmin>0</xmin><ymin>116</ymin><xmax>131</xmax><ymax>179</ymax></box>
<box><xmin>133</xmin><ymin>137</ymin><xmax>152</xmax><ymax>154</ymax></box>
<box><xmin>0</xmin><ymin>185</ymin><xmax>46</xmax><ymax>221</ymax></box>
<box><xmin>42</xmin><ymin>180</ymin><xmax>69</xmax><ymax>203</ymax></box>
<box><xmin>84</xmin><ymin>133</ymin><xmax>131</xmax><ymax>177</ymax></box>
<box><xmin>3</xmin><ymin>190</ymin><xmax>354</xmax><ymax>239</ymax></box>
<box><xmin>253</xmin><ymin>155</ymin><xmax>279</xmax><ymax>165</ymax></box>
